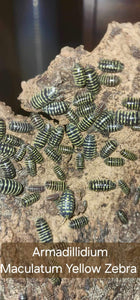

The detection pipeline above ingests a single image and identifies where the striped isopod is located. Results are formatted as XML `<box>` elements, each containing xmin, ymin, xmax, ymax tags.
<box><xmin>72</xmin><ymin>63</ymin><xmax>86</xmax><ymax>87</ymax></box>
<box><xmin>48</xmin><ymin>126</ymin><xmax>64</xmax><ymax>147</ymax></box>
<box><xmin>104</xmin><ymin>157</ymin><xmax>125</xmax><ymax>166</ymax></box>
<box><xmin>9</xmin><ymin>121</ymin><xmax>33</xmax><ymax>133</ymax></box>
<box><xmin>44</xmin><ymin>145</ymin><xmax>62</xmax><ymax>163</ymax></box>
<box><xmin>100</xmin><ymin>140</ymin><xmax>118</xmax><ymax>158</ymax></box>
<box><xmin>134</xmin><ymin>187</ymin><xmax>140</xmax><ymax>205</ymax></box>
<box><xmin>66</xmin><ymin>108</ymin><xmax>79</xmax><ymax>124</ymax></box>
<box><xmin>76</xmin><ymin>152</ymin><xmax>84</xmax><ymax>170</ymax></box>
<box><xmin>42</xmin><ymin>101</ymin><xmax>68</xmax><ymax>116</ymax></box>
<box><xmin>54</xmin><ymin>165</ymin><xmax>66</xmax><ymax>181</ymax></box>
<box><xmin>114</xmin><ymin>110</ymin><xmax>139</xmax><ymax>125</ymax></box>
<box><xmin>99</xmin><ymin>74</ymin><xmax>120</xmax><ymax>86</ymax></box>
<box><xmin>0</xmin><ymin>142</ymin><xmax>16</xmax><ymax>157</ymax></box>
<box><xmin>69</xmin><ymin>216</ymin><xmax>88</xmax><ymax>229</ymax></box>
<box><xmin>0</xmin><ymin>157</ymin><xmax>16</xmax><ymax>179</ymax></box>
<box><xmin>13</xmin><ymin>144</ymin><xmax>26</xmax><ymax>162</ymax></box>
<box><xmin>107</xmin><ymin>120</ymin><xmax>123</xmax><ymax>132</ymax></box>
<box><xmin>85</xmin><ymin>67</ymin><xmax>100</xmax><ymax>94</ymax></box>
<box><xmin>31</xmin><ymin>87</ymin><xmax>58</xmax><ymax>109</ymax></box>
<box><xmin>2</xmin><ymin>134</ymin><xmax>24</xmax><ymax>146</ymax></box>
<box><xmin>57</xmin><ymin>145</ymin><xmax>74</xmax><ymax>155</ymax></box>
<box><xmin>131</xmin><ymin>125</ymin><xmax>140</xmax><ymax>131</ymax></box>
<box><xmin>66</xmin><ymin>123</ymin><xmax>84</xmax><ymax>146</ymax></box>
<box><xmin>50</xmin><ymin>277</ymin><xmax>61</xmax><ymax>286</ymax></box>
<box><xmin>89</xmin><ymin>180</ymin><xmax>116</xmax><ymax>191</ymax></box>
<box><xmin>116</xmin><ymin>210</ymin><xmax>128</xmax><ymax>224</ymax></box>
<box><xmin>98</xmin><ymin>59</ymin><xmax>124</xmax><ymax>72</ymax></box>
<box><xmin>77</xmin><ymin>113</ymin><xmax>96</xmax><ymax>132</ymax></box>
<box><xmin>34</xmin><ymin>124</ymin><xmax>52</xmax><ymax>149</ymax></box>
<box><xmin>45</xmin><ymin>181</ymin><xmax>66</xmax><ymax>191</ymax></box>
<box><xmin>58</xmin><ymin>189</ymin><xmax>75</xmax><ymax>219</ymax></box>
<box><xmin>0</xmin><ymin>119</ymin><xmax>6</xmax><ymax>140</ymax></box>
<box><xmin>83</xmin><ymin>134</ymin><xmax>97</xmax><ymax>160</ymax></box>
<box><xmin>26</xmin><ymin>185</ymin><xmax>45</xmax><ymax>193</ymax></box>
<box><xmin>19</xmin><ymin>294</ymin><xmax>28</xmax><ymax>300</ymax></box>
<box><xmin>76</xmin><ymin>102</ymin><xmax>96</xmax><ymax>117</ymax></box>
<box><xmin>93</xmin><ymin>111</ymin><xmax>113</xmax><ymax>134</ymax></box>
<box><xmin>0</xmin><ymin>178</ymin><xmax>23</xmax><ymax>195</ymax></box>
<box><xmin>73</xmin><ymin>91</ymin><xmax>95</xmax><ymax>106</ymax></box>
<box><xmin>21</xmin><ymin>193</ymin><xmax>40</xmax><ymax>207</ymax></box>
<box><xmin>26</xmin><ymin>144</ymin><xmax>44</xmax><ymax>163</ymax></box>
<box><xmin>118</xmin><ymin>180</ymin><xmax>130</xmax><ymax>195</ymax></box>
<box><xmin>120</xmin><ymin>149</ymin><xmax>137</xmax><ymax>161</ymax></box>
<box><xmin>36</xmin><ymin>218</ymin><xmax>53</xmax><ymax>243</ymax></box>
<box><xmin>122</xmin><ymin>97</ymin><xmax>140</xmax><ymax>111</ymax></box>
<box><xmin>25</xmin><ymin>156</ymin><xmax>37</xmax><ymax>177</ymax></box>
<box><xmin>30</xmin><ymin>112</ymin><xmax>45</xmax><ymax>130</ymax></box>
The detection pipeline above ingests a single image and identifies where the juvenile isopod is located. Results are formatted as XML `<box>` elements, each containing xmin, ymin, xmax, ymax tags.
<box><xmin>120</xmin><ymin>149</ymin><xmax>137</xmax><ymax>161</ymax></box>
<box><xmin>99</xmin><ymin>74</ymin><xmax>120</xmax><ymax>86</ymax></box>
<box><xmin>89</xmin><ymin>180</ymin><xmax>116</xmax><ymax>191</ymax></box>
<box><xmin>98</xmin><ymin>59</ymin><xmax>124</xmax><ymax>72</ymax></box>
<box><xmin>45</xmin><ymin>181</ymin><xmax>66</xmax><ymax>191</ymax></box>
<box><xmin>104</xmin><ymin>157</ymin><xmax>125</xmax><ymax>166</ymax></box>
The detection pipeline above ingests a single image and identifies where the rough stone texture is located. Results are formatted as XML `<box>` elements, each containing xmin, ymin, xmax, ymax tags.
<box><xmin>0</xmin><ymin>22</ymin><xmax>140</xmax><ymax>299</ymax></box>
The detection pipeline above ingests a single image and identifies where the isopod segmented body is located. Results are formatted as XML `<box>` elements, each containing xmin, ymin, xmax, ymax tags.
<box><xmin>58</xmin><ymin>189</ymin><xmax>75</xmax><ymax>219</ymax></box>
<box><xmin>116</xmin><ymin>210</ymin><xmax>128</xmax><ymax>224</ymax></box>
<box><xmin>0</xmin><ymin>119</ymin><xmax>6</xmax><ymax>140</ymax></box>
<box><xmin>25</xmin><ymin>156</ymin><xmax>37</xmax><ymax>177</ymax></box>
<box><xmin>100</xmin><ymin>140</ymin><xmax>118</xmax><ymax>158</ymax></box>
<box><xmin>72</xmin><ymin>63</ymin><xmax>86</xmax><ymax>87</ymax></box>
<box><xmin>26</xmin><ymin>144</ymin><xmax>44</xmax><ymax>163</ymax></box>
<box><xmin>2</xmin><ymin>134</ymin><xmax>24</xmax><ymax>146</ymax></box>
<box><xmin>66</xmin><ymin>123</ymin><xmax>84</xmax><ymax>146</ymax></box>
<box><xmin>134</xmin><ymin>187</ymin><xmax>140</xmax><ymax>205</ymax></box>
<box><xmin>85</xmin><ymin>67</ymin><xmax>100</xmax><ymax>94</ymax></box>
<box><xmin>122</xmin><ymin>97</ymin><xmax>140</xmax><ymax>111</ymax></box>
<box><xmin>31</xmin><ymin>87</ymin><xmax>57</xmax><ymax>109</ymax></box>
<box><xmin>77</xmin><ymin>113</ymin><xmax>96</xmax><ymax>132</ymax></box>
<box><xmin>114</xmin><ymin>110</ymin><xmax>139</xmax><ymax>125</ymax></box>
<box><xmin>0</xmin><ymin>178</ymin><xmax>23</xmax><ymax>195</ymax></box>
<box><xmin>57</xmin><ymin>145</ymin><xmax>74</xmax><ymax>155</ymax></box>
<box><xmin>93</xmin><ymin>111</ymin><xmax>113</xmax><ymax>133</ymax></box>
<box><xmin>44</xmin><ymin>145</ymin><xmax>62</xmax><ymax>163</ymax></box>
<box><xmin>120</xmin><ymin>149</ymin><xmax>137</xmax><ymax>161</ymax></box>
<box><xmin>22</xmin><ymin>193</ymin><xmax>40</xmax><ymax>207</ymax></box>
<box><xmin>46</xmin><ymin>193</ymin><xmax>60</xmax><ymax>201</ymax></box>
<box><xmin>107</xmin><ymin>120</ymin><xmax>123</xmax><ymax>132</ymax></box>
<box><xmin>0</xmin><ymin>142</ymin><xmax>16</xmax><ymax>157</ymax></box>
<box><xmin>26</xmin><ymin>185</ymin><xmax>45</xmax><ymax>193</ymax></box>
<box><xmin>50</xmin><ymin>277</ymin><xmax>61</xmax><ymax>286</ymax></box>
<box><xmin>73</xmin><ymin>91</ymin><xmax>95</xmax><ymax>106</ymax></box>
<box><xmin>104</xmin><ymin>157</ymin><xmax>125</xmax><ymax>166</ymax></box>
<box><xmin>9</xmin><ymin>121</ymin><xmax>33</xmax><ymax>133</ymax></box>
<box><xmin>66</xmin><ymin>108</ymin><xmax>79</xmax><ymax>124</ymax></box>
<box><xmin>0</xmin><ymin>157</ymin><xmax>16</xmax><ymax>179</ymax></box>
<box><xmin>30</xmin><ymin>112</ymin><xmax>45</xmax><ymax>130</ymax></box>
<box><xmin>99</xmin><ymin>74</ymin><xmax>120</xmax><ymax>86</ymax></box>
<box><xmin>89</xmin><ymin>180</ymin><xmax>116</xmax><ymax>191</ymax></box>
<box><xmin>118</xmin><ymin>180</ymin><xmax>130</xmax><ymax>195</ymax></box>
<box><xmin>54</xmin><ymin>165</ymin><xmax>66</xmax><ymax>181</ymax></box>
<box><xmin>83</xmin><ymin>134</ymin><xmax>97</xmax><ymax>160</ymax></box>
<box><xmin>69</xmin><ymin>216</ymin><xmax>88</xmax><ymax>229</ymax></box>
<box><xmin>45</xmin><ymin>181</ymin><xmax>66</xmax><ymax>191</ymax></box>
<box><xmin>13</xmin><ymin>144</ymin><xmax>26</xmax><ymax>162</ymax></box>
<box><xmin>131</xmin><ymin>125</ymin><xmax>140</xmax><ymax>131</ymax></box>
<box><xmin>76</xmin><ymin>152</ymin><xmax>84</xmax><ymax>170</ymax></box>
<box><xmin>48</xmin><ymin>126</ymin><xmax>64</xmax><ymax>147</ymax></box>
<box><xmin>98</xmin><ymin>59</ymin><xmax>124</xmax><ymax>72</ymax></box>
<box><xmin>76</xmin><ymin>102</ymin><xmax>96</xmax><ymax>117</ymax></box>
<box><xmin>42</xmin><ymin>101</ymin><xmax>68</xmax><ymax>116</ymax></box>
<box><xmin>36</xmin><ymin>218</ymin><xmax>53</xmax><ymax>243</ymax></box>
<box><xmin>34</xmin><ymin>124</ymin><xmax>52</xmax><ymax>149</ymax></box>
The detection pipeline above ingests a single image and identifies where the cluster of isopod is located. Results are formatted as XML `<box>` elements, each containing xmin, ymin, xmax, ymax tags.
<box><xmin>1</xmin><ymin>59</ymin><xmax>139</xmax><ymax>293</ymax></box>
